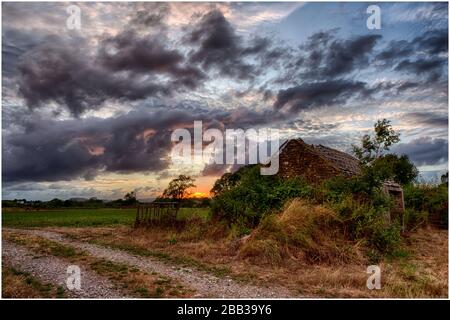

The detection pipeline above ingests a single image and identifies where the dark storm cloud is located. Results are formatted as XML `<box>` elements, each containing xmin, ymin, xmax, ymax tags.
<box><xmin>395</xmin><ymin>58</ymin><xmax>444</xmax><ymax>75</ymax></box>
<box><xmin>2</xmin><ymin>107</ymin><xmax>191</xmax><ymax>182</ymax></box>
<box><xmin>376</xmin><ymin>29</ymin><xmax>447</xmax><ymax>65</ymax></box>
<box><xmin>375</xmin><ymin>40</ymin><xmax>414</xmax><ymax>65</ymax></box>
<box><xmin>2</xmin><ymin>104</ymin><xmax>287</xmax><ymax>182</ymax></box>
<box><xmin>185</xmin><ymin>10</ymin><xmax>280</xmax><ymax>80</ymax></box>
<box><xmin>279</xmin><ymin>27</ymin><xmax>447</xmax><ymax>89</ymax></box>
<box><xmin>272</xmin><ymin>26</ymin><xmax>448</xmax><ymax>113</ymax></box>
<box><xmin>17</xmin><ymin>33</ymin><xmax>204</xmax><ymax>116</ymax></box>
<box><xmin>98</xmin><ymin>31</ymin><xmax>205</xmax><ymax>89</ymax></box>
<box><xmin>273</xmin><ymin>80</ymin><xmax>369</xmax><ymax>113</ymax></box>
<box><xmin>17</xmin><ymin>40</ymin><xmax>167</xmax><ymax>116</ymax></box>
<box><xmin>319</xmin><ymin>34</ymin><xmax>381</xmax><ymax>77</ymax></box>
<box><xmin>99</xmin><ymin>32</ymin><xmax>183</xmax><ymax>72</ymax></box>
<box><xmin>2</xmin><ymin>118</ymin><xmax>104</xmax><ymax>182</ymax></box>
<box><xmin>375</xmin><ymin>28</ymin><xmax>447</xmax><ymax>82</ymax></box>
<box><xmin>414</xmin><ymin>28</ymin><xmax>448</xmax><ymax>55</ymax></box>
<box><xmin>293</xmin><ymin>30</ymin><xmax>381</xmax><ymax>79</ymax></box>
<box><xmin>13</xmin><ymin>4</ymin><xmax>203</xmax><ymax>117</ymax></box>
<box><xmin>15</xmin><ymin>9</ymin><xmax>283</xmax><ymax>116</ymax></box>
<box><xmin>392</xmin><ymin>137</ymin><xmax>448</xmax><ymax>166</ymax></box>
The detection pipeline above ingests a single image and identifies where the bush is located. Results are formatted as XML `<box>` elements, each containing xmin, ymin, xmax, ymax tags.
<box><xmin>404</xmin><ymin>183</ymin><xmax>448</xmax><ymax>227</ymax></box>
<box><xmin>371</xmin><ymin>222</ymin><xmax>402</xmax><ymax>253</ymax></box>
<box><xmin>328</xmin><ymin>191</ymin><xmax>400</xmax><ymax>256</ymax></box>
<box><xmin>211</xmin><ymin>165</ymin><xmax>312</xmax><ymax>227</ymax></box>
<box><xmin>403</xmin><ymin>208</ymin><xmax>428</xmax><ymax>230</ymax></box>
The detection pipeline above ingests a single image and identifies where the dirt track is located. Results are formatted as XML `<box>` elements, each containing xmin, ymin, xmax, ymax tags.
<box><xmin>2</xmin><ymin>240</ymin><xmax>128</xmax><ymax>298</ymax></box>
<box><xmin>3</xmin><ymin>228</ymin><xmax>297</xmax><ymax>298</ymax></box>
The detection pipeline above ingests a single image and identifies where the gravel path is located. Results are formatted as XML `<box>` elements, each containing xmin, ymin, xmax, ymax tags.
<box><xmin>5</xmin><ymin>229</ymin><xmax>296</xmax><ymax>298</ymax></box>
<box><xmin>2</xmin><ymin>240</ymin><xmax>129</xmax><ymax>298</ymax></box>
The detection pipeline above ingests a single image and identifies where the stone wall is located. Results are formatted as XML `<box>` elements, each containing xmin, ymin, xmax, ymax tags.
<box><xmin>278</xmin><ymin>139</ymin><xmax>343</xmax><ymax>184</ymax></box>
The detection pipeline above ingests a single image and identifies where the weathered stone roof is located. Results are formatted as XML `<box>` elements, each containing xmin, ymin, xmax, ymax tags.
<box><xmin>312</xmin><ymin>144</ymin><xmax>361</xmax><ymax>176</ymax></box>
<box><xmin>278</xmin><ymin>138</ymin><xmax>361</xmax><ymax>177</ymax></box>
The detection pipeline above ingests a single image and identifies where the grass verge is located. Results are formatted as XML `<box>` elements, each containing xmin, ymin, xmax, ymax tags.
<box><xmin>2</xmin><ymin>266</ymin><xmax>66</xmax><ymax>298</ymax></box>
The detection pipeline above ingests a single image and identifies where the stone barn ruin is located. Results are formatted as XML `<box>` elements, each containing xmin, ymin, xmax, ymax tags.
<box><xmin>272</xmin><ymin>138</ymin><xmax>405</xmax><ymax>214</ymax></box>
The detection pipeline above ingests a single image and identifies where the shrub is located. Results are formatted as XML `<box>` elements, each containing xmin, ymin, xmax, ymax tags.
<box><xmin>211</xmin><ymin>165</ymin><xmax>312</xmax><ymax>227</ymax></box>
<box><xmin>404</xmin><ymin>182</ymin><xmax>448</xmax><ymax>227</ymax></box>
<box><xmin>371</xmin><ymin>222</ymin><xmax>402</xmax><ymax>253</ymax></box>
<box><xmin>328</xmin><ymin>191</ymin><xmax>400</xmax><ymax>256</ymax></box>
<box><xmin>403</xmin><ymin>208</ymin><xmax>428</xmax><ymax>230</ymax></box>
<box><xmin>318</xmin><ymin>176</ymin><xmax>353</xmax><ymax>203</ymax></box>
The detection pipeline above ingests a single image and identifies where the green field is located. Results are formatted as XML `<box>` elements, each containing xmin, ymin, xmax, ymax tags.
<box><xmin>2</xmin><ymin>207</ymin><xmax>210</xmax><ymax>228</ymax></box>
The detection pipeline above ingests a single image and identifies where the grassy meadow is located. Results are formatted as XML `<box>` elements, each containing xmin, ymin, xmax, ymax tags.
<box><xmin>2</xmin><ymin>202</ymin><xmax>447</xmax><ymax>298</ymax></box>
<box><xmin>2</xmin><ymin>207</ymin><xmax>210</xmax><ymax>228</ymax></box>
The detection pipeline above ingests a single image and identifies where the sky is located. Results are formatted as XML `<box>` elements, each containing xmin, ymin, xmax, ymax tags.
<box><xmin>1</xmin><ymin>2</ymin><xmax>448</xmax><ymax>201</ymax></box>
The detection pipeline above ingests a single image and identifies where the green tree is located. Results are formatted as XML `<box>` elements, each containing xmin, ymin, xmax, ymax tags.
<box><xmin>352</xmin><ymin>119</ymin><xmax>400</xmax><ymax>165</ymax></box>
<box><xmin>210</xmin><ymin>167</ymin><xmax>249</xmax><ymax>196</ymax></box>
<box><xmin>124</xmin><ymin>191</ymin><xmax>138</xmax><ymax>205</ymax></box>
<box><xmin>125</xmin><ymin>191</ymin><xmax>136</xmax><ymax>201</ymax></box>
<box><xmin>162</xmin><ymin>175</ymin><xmax>196</xmax><ymax>200</ymax></box>
<box><xmin>352</xmin><ymin>119</ymin><xmax>417</xmax><ymax>193</ymax></box>
<box><xmin>371</xmin><ymin>154</ymin><xmax>418</xmax><ymax>186</ymax></box>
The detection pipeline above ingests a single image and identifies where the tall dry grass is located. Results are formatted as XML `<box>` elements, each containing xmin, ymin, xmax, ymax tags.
<box><xmin>239</xmin><ymin>199</ymin><xmax>365</xmax><ymax>265</ymax></box>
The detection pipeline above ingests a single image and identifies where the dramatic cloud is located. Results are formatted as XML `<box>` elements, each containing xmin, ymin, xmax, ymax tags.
<box><xmin>395</xmin><ymin>58</ymin><xmax>445</xmax><ymax>79</ymax></box>
<box><xmin>1</xmin><ymin>3</ymin><xmax>448</xmax><ymax>199</ymax></box>
<box><xmin>376</xmin><ymin>28</ymin><xmax>448</xmax><ymax>83</ymax></box>
<box><xmin>2</xmin><ymin>106</ymin><xmax>197</xmax><ymax>182</ymax></box>
<box><xmin>185</xmin><ymin>10</ymin><xmax>279</xmax><ymax>80</ymax></box>
<box><xmin>375</xmin><ymin>40</ymin><xmax>415</xmax><ymax>65</ymax></box>
<box><xmin>17</xmin><ymin>33</ymin><xmax>206</xmax><ymax>116</ymax></box>
<box><xmin>2</xmin><ymin>103</ymin><xmax>289</xmax><ymax>183</ymax></box>
<box><xmin>98</xmin><ymin>31</ymin><xmax>206</xmax><ymax>89</ymax></box>
<box><xmin>298</xmin><ymin>32</ymin><xmax>381</xmax><ymax>79</ymax></box>
<box><xmin>273</xmin><ymin>80</ymin><xmax>369</xmax><ymax>113</ymax></box>
<box><xmin>392</xmin><ymin>137</ymin><xmax>448</xmax><ymax>166</ymax></box>
<box><xmin>414</xmin><ymin>29</ymin><xmax>448</xmax><ymax>55</ymax></box>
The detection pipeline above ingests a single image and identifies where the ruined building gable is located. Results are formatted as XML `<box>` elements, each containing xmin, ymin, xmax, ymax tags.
<box><xmin>275</xmin><ymin>138</ymin><xmax>405</xmax><ymax>214</ymax></box>
<box><xmin>277</xmin><ymin>138</ymin><xmax>360</xmax><ymax>183</ymax></box>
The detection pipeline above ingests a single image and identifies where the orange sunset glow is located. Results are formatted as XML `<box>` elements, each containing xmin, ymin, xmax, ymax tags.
<box><xmin>187</xmin><ymin>191</ymin><xmax>210</xmax><ymax>199</ymax></box>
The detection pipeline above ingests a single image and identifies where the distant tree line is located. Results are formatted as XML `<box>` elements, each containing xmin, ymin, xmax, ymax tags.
<box><xmin>2</xmin><ymin>196</ymin><xmax>135</xmax><ymax>209</ymax></box>
<box><xmin>3</xmin><ymin>180</ymin><xmax>210</xmax><ymax>209</ymax></box>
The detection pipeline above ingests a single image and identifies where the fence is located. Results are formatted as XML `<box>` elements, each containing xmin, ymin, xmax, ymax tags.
<box><xmin>134</xmin><ymin>202</ymin><xmax>180</xmax><ymax>228</ymax></box>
